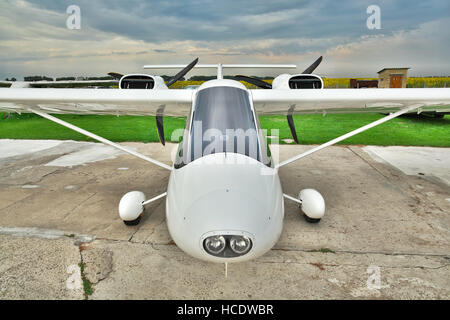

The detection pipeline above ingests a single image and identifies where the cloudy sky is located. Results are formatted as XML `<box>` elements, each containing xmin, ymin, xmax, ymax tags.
<box><xmin>0</xmin><ymin>0</ymin><xmax>449</xmax><ymax>80</ymax></box>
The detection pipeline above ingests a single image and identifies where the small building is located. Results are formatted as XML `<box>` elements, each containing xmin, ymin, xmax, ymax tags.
<box><xmin>377</xmin><ymin>68</ymin><xmax>409</xmax><ymax>88</ymax></box>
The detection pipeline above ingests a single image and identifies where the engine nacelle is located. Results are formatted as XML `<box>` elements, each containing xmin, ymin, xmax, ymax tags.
<box><xmin>272</xmin><ymin>74</ymin><xmax>323</xmax><ymax>90</ymax></box>
<box><xmin>119</xmin><ymin>74</ymin><xmax>167</xmax><ymax>89</ymax></box>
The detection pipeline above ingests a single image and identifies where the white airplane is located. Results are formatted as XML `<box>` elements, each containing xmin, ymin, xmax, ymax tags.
<box><xmin>0</xmin><ymin>57</ymin><xmax>449</xmax><ymax>264</ymax></box>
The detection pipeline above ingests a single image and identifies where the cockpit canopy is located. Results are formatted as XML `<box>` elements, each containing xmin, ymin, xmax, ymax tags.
<box><xmin>175</xmin><ymin>86</ymin><xmax>271</xmax><ymax>168</ymax></box>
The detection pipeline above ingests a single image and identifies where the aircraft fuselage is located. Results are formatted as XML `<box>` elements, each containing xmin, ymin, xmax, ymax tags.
<box><xmin>166</xmin><ymin>79</ymin><xmax>285</xmax><ymax>263</ymax></box>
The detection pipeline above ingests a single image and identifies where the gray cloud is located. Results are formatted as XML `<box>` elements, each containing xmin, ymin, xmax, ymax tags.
<box><xmin>0</xmin><ymin>0</ymin><xmax>449</xmax><ymax>79</ymax></box>
<box><xmin>22</xmin><ymin>0</ymin><xmax>449</xmax><ymax>42</ymax></box>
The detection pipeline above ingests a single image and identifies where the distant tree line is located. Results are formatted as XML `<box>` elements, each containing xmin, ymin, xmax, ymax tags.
<box><xmin>18</xmin><ymin>75</ymin><xmax>115</xmax><ymax>82</ymax></box>
<box><xmin>56</xmin><ymin>77</ymin><xmax>75</xmax><ymax>81</ymax></box>
<box><xmin>85</xmin><ymin>76</ymin><xmax>115</xmax><ymax>80</ymax></box>
<box><xmin>24</xmin><ymin>76</ymin><xmax>53</xmax><ymax>82</ymax></box>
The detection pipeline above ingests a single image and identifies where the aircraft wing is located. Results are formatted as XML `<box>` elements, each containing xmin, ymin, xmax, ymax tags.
<box><xmin>250</xmin><ymin>88</ymin><xmax>450</xmax><ymax>115</ymax></box>
<box><xmin>0</xmin><ymin>80</ymin><xmax>118</xmax><ymax>88</ymax></box>
<box><xmin>0</xmin><ymin>88</ymin><xmax>193</xmax><ymax>116</ymax></box>
<box><xmin>28</xmin><ymin>80</ymin><xmax>118</xmax><ymax>87</ymax></box>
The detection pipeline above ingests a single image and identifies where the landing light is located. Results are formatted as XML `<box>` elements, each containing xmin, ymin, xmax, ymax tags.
<box><xmin>230</xmin><ymin>236</ymin><xmax>251</xmax><ymax>254</ymax></box>
<box><xmin>204</xmin><ymin>235</ymin><xmax>226</xmax><ymax>254</ymax></box>
<box><xmin>203</xmin><ymin>235</ymin><xmax>253</xmax><ymax>258</ymax></box>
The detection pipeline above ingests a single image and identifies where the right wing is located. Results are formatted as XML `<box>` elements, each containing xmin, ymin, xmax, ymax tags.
<box><xmin>0</xmin><ymin>88</ymin><xmax>193</xmax><ymax>116</ymax></box>
<box><xmin>249</xmin><ymin>87</ymin><xmax>450</xmax><ymax>167</ymax></box>
<box><xmin>251</xmin><ymin>88</ymin><xmax>450</xmax><ymax>115</ymax></box>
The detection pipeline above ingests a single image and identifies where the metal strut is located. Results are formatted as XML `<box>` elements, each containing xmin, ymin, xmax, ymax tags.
<box><xmin>276</xmin><ymin>104</ymin><xmax>421</xmax><ymax>169</ymax></box>
<box><xmin>29</xmin><ymin>108</ymin><xmax>173</xmax><ymax>171</ymax></box>
<box><xmin>142</xmin><ymin>192</ymin><xmax>167</xmax><ymax>206</ymax></box>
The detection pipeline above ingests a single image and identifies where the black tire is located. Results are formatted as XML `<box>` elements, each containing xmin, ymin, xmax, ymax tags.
<box><xmin>303</xmin><ymin>213</ymin><xmax>321</xmax><ymax>223</ymax></box>
<box><xmin>123</xmin><ymin>215</ymin><xmax>141</xmax><ymax>226</ymax></box>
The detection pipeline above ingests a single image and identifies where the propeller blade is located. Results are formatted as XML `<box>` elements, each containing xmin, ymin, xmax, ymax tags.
<box><xmin>234</xmin><ymin>75</ymin><xmax>272</xmax><ymax>89</ymax></box>
<box><xmin>301</xmin><ymin>56</ymin><xmax>323</xmax><ymax>74</ymax></box>
<box><xmin>166</xmin><ymin>58</ymin><xmax>199</xmax><ymax>87</ymax></box>
<box><xmin>287</xmin><ymin>105</ymin><xmax>299</xmax><ymax>144</ymax></box>
<box><xmin>107</xmin><ymin>72</ymin><xmax>124</xmax><ymax>80</ymax></box>
<box><xmin>156</xmin><ymin>105</ymin><xmax>165</xmax><ymax>146</ymax></box>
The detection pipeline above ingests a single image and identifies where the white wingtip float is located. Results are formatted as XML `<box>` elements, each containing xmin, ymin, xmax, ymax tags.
<box><xmin>1</xmin><ymin>57</ymin><xmax>449</xmax><ymax>263</ymax></box>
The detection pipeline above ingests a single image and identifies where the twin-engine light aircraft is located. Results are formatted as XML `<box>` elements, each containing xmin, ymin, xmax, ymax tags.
<box><xmin>1</xmin><ymin>57</ymin><xmax>449</xmax><ymax>263</ymax></box>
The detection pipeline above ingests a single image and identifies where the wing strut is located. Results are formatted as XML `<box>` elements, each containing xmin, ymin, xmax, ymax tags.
<box><xmin>276</xmin><ymin>104</ymin><xmax>421</xmax><ymax>169</ymax></box>
<box><xmin>29</xmin><ymin>108</ymin><xmax>172</xmax><ymax>171</ymax></box>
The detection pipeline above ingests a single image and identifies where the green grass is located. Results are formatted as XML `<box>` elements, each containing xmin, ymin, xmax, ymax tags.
<box><xmin>0</xmin><ymin>113</ymin><xmax>449</xmax><ymax>147</ymax></box>
<box><xmin>0</xmin><ymin>113</ymin><xmax>186</xmax><ymax>143</ymax></box>
<box><xmin>78</xmin><ymin>262</ymin><xmax>93</xmax><ymax>300</ymax></box>
<box><xmin>260</xmin><ymin>113</ymin><xmax>450</xmax><ymax>147</ymax></box>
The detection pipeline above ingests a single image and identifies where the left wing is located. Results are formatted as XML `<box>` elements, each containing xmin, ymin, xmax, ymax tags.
<box><xmin>0</xmin><ymin>87</ymin><xmax>193</xmax><ymax>170</ymax></box>
<box><xmin>251</xmin><ymin>88</ymin><xmax>450</xmax><ymax>115</ymax></box>
<box><xmin>0</xmin><ymin>80</ymin><xmax>118</xmax><ymax>88</ymax></box>
<box><xmin>0</xmin><ymin>88</ymin><xmax>193</xmax><ymax>116</ymax></box>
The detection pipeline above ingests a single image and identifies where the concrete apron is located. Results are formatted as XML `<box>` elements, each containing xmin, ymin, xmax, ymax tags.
<box><xmin>0</xmin><ymin>140</ymin><xmax>448</xmax><ymax>299</ymax></box>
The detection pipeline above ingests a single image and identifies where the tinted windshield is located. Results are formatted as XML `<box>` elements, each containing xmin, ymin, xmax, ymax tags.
<box><xmin>189</xmin><ymin>86</ymin><xmax>260</xmax><ymax>162</ymax></box>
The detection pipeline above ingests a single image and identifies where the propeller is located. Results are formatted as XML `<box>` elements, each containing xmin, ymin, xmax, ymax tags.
<box><xmin>301</xmin><ymin>56</ymin><xmax>322</xmax><ymax>74</ymax></box>
<box><xmin>234</xmin><ymin>75</ymin><xmax>272</xmax><ymax>89</ymax></box>
<box><xmin>155</xmin><ymin>58</ymin><xmax>199</xmax><ymax>145</ymax></box>
<box><xmin>156</xmin><ymin>105</ymin><xmax>165</xmax><ymax>146</ymax></box>
<box><xmin>287</xmin><ymin>105</ymin><xmax>299</xmax><ymax>144</ymax></box>
<box><xmin>108</xmin><ymin>58</ymin><xmax>198</xmax><ymax>86</ymax></box>
<box><xmin>233</xmin><ymin>56</ymin><xmax>323</xmax><ymax>89</ymax></box>
<box><xmin>166</xmin><ymin>57</ymin><xmax>199</xmax><ymax>87</ymax></box>
<box><xmin>233</xmin><ymin>56</ymin><xmax>323</xmax><ymax>144</ymax></box>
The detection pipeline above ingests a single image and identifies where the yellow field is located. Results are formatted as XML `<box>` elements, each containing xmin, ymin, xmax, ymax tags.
<box><xmin>323</xmin><ymin>77</ymin><xmax>450</xmax><ymax>88</ymax></box>
<box><xmin>172</xmin><ymin>77</ymin><xmax>449</xmax><ymax>89</ymax></box>
<box><xmin>406</xmin><ymin>77</ymin><xmax>450</xmax><ymax>88</ymax></box>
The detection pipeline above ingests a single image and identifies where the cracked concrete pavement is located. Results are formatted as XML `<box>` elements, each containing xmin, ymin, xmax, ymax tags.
<box><xmin>0</xmin><ymin>140</ymin><xmax>448</xmax><ymax>299</ymax></box>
